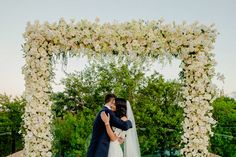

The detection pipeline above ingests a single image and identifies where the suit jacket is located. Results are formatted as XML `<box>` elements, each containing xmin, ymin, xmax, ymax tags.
<box><xmin>87</xmin><ymin>106</ymin><xmax>132</xmax><ymax>157</ymax></box>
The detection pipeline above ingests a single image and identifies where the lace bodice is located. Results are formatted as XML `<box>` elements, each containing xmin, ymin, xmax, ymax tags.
<box><xmin>112</xmin><ymin>127</ymin><xmax>126</xmax><ymax>139</ymax></box>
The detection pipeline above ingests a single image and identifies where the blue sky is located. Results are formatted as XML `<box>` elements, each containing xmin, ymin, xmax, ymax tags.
<box><xmin>0</xmin><ymin>0</ymin><xmax>236</xmax><ymax>97</ymax></box>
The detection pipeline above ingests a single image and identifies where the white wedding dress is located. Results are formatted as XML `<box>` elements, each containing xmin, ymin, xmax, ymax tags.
<box><xmin>108</xmin><ymin>127</ymin><xmax>126</xmax><ymax>157</ymax></box>
<box><xmin>107</xmin><ymin>101</ymin><xmax>141</xmax><ymax>157</ymax></box>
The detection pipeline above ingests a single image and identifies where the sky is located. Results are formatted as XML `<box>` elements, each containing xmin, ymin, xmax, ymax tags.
<box><xmin>0</xmin><ymin>0</ymin><xmax>236</xmax><ymax>98</ymax></box>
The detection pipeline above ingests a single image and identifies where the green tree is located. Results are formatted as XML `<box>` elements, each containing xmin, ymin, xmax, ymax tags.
<box><xmin>210</xmin><ymin>96</ymin><xmax>236</xmax><ymax>157</ymax></box>
<box><xmin>51</xmin><ymin>56</ymin><xmax>148</xmax><ymax>156</ymax></box>
<box><xmin>52</xmin><ymin>56</ymin><xmax>184</xmax><ymax>156</ymax></box>
<box><xmin>135</xmin><ymin>73</ymin><xmax>183</xmax><ymax>155</ymax></box>
<box><xmin>0</xmin><ymin>94</ymin><xmax>25</xmax><ymax>157</ymax></box>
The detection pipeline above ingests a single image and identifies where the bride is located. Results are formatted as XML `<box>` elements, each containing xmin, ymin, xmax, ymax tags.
<box><xmin>101</xmin><ymin>98</ymin><xmax>141</xmax><ymax>157</ymax></box>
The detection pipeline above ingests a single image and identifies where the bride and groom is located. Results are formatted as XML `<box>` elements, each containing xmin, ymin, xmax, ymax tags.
<box><xmin>87</xmin><ymin>94</ymin><xmax>141</xmax><ymax>157</ymax></box>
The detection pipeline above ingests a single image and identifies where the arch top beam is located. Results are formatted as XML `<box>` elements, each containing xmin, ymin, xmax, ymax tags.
<box><xmin>23</xmin><ymin>18</ymin><xmax>217</xmax><ymax>60</ymax></box>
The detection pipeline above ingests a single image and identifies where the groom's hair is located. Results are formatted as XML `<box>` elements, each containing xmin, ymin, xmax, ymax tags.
<box><xmin>105</xmin><ymin>94</ymin><xmax>116</xmax><ymax>104</ymax></box>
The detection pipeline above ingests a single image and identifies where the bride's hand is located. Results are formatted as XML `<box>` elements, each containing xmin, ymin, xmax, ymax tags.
<box><xmin>121</xmin><ymin>116</ymin><xmax>128</xmax><ymax>121</ymax></box>
<box><xmin>101</xmin><ymin>111</ymin><xmax>110</xmax><ymax>124</ymax></box>
<box><xmin>118</xmin><ymin>137</ymin><xmax>125</xmax><ymax>144</ymax></box>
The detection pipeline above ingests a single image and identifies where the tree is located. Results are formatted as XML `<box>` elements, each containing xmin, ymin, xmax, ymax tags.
<box><xmin>0</xmin><ymin>94</ymin><xmax>25</xmax><ymax>157</ymax></box>
<box><xmin>210</xmin><ymin>97</ymin><xmax>236</xmax><ymax>157</ymax></box>
<box><xmin>135</xmin><ymin>73</ymin><xmax>183</xmax><ymax>156</ymax></box>
<box><xmin>51</xmin><ymin>56</ymin><xmax>184</xmax><ymax>156</ymax></box>
<box><xmin>51</xmin><ymin>56</ymin><xmax>148</xmax><ymax>156</ymax></box>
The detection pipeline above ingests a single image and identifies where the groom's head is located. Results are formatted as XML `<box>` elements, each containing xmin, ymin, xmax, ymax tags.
<box><xmin>105</xmin><ymin>94</ymin><xmax>116</xmax><ymax>110</ymax></box>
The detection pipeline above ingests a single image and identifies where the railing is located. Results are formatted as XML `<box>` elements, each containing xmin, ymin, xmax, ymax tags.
<box><xmin>0</xmin><ymin>126</ymin><xmax>23</xmax><ymax>157</ymax></box>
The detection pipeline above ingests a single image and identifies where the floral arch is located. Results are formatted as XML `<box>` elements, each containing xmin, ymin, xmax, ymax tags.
<box><xmin>22</xmin><ymin>18</ymin><xmax>218</xmax><ymax>157</ymax></box>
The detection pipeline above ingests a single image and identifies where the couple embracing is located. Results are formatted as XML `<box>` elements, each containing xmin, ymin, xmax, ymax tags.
<box><xmin>87</xmin><ymin>94</ymin><xmax>141</xmax><ymax>157</ymax></box>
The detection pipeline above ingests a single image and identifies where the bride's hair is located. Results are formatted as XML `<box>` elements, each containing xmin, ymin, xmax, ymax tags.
<box><xmin>115</xmin><ymin>98</ymin><xmax>127</xmax><ymax>118</ymax></box>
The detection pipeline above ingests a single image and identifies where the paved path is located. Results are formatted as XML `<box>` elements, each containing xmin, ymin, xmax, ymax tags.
<box><xmin>6</xmin><ymin>150</ymin><xmax>22</xmax><ymax>157</ymax></box>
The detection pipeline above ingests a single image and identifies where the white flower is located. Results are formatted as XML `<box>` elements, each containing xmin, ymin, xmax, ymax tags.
<box><xmin>22</xmin><ymin>19</ymin><xmax>218</xmax><ymax>157</ymax></box>
<box><xmin>63</xmin><ymin>105</ymin><xmax>68</xmax><ymax>111</ymax></box>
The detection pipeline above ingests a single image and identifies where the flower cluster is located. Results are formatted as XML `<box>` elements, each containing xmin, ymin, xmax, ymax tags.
<box><xmin>22</xmin><ymin>43</ymin><xmax>53</xmax><ymax>156</ymax></box>
<box><xmin>22</xmin><ymin>18</ymin><xmax>218</xmax><ymax>157</ymax></box>
<box><xmin>179</xmin><ymin>51</ymin><xmax>218</xmax><ymax>157</ymax></box>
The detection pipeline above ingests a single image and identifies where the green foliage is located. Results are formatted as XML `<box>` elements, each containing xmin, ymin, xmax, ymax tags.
<box><xmin>0</xmin><ymin>94</ymin><xmax>25</xmax><ymax>157</ymax></box>
<box><xmin>51</xmin><ymin>57</ymin><xmax>147</xmax><ymax>156</ymax></box>
<box><xmin>0</xmin><ymin>57</ymin><xmax>234</xmax><ymax>156</ymax></box>
<box><xmin>135</xmin><ymin>73</ymin><xmax>183</xmax><ymax>155</ymax></box>
<box><xmin>52</xmin><ymin>109</ymin><xmax>95</xmax><ymax>157</ymax></box>
<box><xmin>210</xmin><ymin>96</ymin><xmax>236</xmax><ymax>157</ymax></box>
<box><xmin>51</xmin><ymin>57</ymin><xmax>184</xmax><ymax>156</ymax></box>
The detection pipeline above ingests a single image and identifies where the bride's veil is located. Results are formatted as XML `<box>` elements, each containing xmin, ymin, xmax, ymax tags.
<box><xmin>124</xmin><ymin>101</ymin><xmax>141</xmax><ymax>157</ymax></box>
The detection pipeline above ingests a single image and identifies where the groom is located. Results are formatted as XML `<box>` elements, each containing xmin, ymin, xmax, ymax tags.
<box><xmin>87</xmin><ymin>94</ymin><xmax>132</xmax><ymax>157</ymax></box>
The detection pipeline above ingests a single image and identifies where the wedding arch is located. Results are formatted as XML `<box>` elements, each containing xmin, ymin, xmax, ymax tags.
<box><xmin>22</xmin><ymin>18</ymin><xmax>218</xmax><ymax>157</ymax></box>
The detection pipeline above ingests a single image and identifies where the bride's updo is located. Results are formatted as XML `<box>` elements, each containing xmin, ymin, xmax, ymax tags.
<box><xmin>115</xmin><ymin>98</ymin><xmax>127</xmax><ymax>118</ymax></box>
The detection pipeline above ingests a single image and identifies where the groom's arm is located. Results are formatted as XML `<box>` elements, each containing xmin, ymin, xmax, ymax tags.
<box><xmin>105</xmin><ymin>109</ymin><xmax>132</xmax><ymax>131</ymax></box>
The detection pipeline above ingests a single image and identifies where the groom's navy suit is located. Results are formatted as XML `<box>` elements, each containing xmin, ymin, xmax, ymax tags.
<box><xmin>87</xmin><ymin>106</ymin><xmax>132</xmax><ymax>157</ymax></box>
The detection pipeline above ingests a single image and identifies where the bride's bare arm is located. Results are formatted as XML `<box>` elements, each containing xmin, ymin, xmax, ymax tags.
<box><xmin>101</xmin><ymin>111</ymin><xmax>118</xmax><ymax>141</ymax></box>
